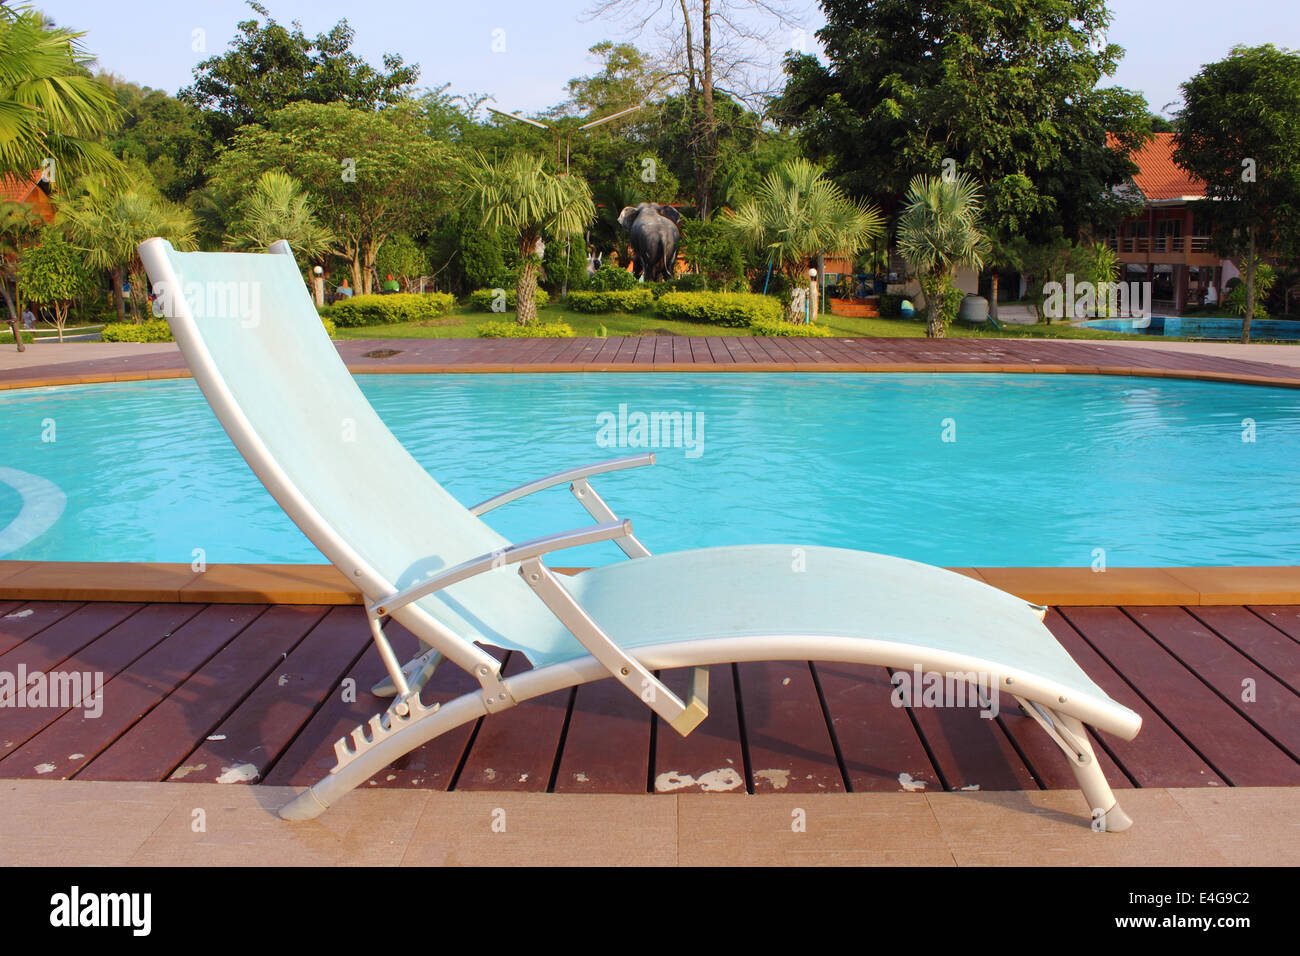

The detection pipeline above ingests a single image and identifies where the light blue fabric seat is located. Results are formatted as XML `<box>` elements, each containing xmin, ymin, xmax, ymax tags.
<box><xmin>138</xmin><ymin>238</ymin><xmax>1142</xmax><ymax>828</ymax></box>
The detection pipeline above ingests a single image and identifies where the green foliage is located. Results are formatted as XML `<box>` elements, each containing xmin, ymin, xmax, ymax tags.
<box><xmin>655</xmin><ymin>291</ymin><xmax>782</xmax><ymax>328</ymax></box>
<box><xmin>541</xmin><ymin>233</ymin><xmax>589</xmax><ymax>294</ymax></box>
<box><xmin>648</xmin><ymin>274</ymin><xmax>709</xmax><ymax>297</ymax></box>
<box><xmin>476</xmin><ymin>319</ymin><xmax>574</xmax><ymax>338</ymax></box>
<box><xmin>100</xmin><ymin>319</ymin><xmax>174</xmax><ymax>342</ymax></box>
<box><xmin>375</xmin><ymin>232</ymin><xmax>428</xmax><ymax>290</ymax></box>
<box><xmin>680</xmin><ymin>219</ymin><xmax>745</xmax><ymax>290</ymax></box>
<box><xmin>0</xmin><ymin>329</ymin><xmax>35</xmax><ymax>344</ymax></box>
<box><xmin>774</xmin><ymin>0</ymin><xmax>1152</xmax><ymax>239</ymax></box>
<box><xmin>17</xmin><ymin>233</ymin><xmax>95</xmax><ymax>308</ymax></box>
<box><xmin>1225</xmin><ymin>263</ymin><xmax>1276</xmax><ymax>318</ymax></box>
<box><xmin>749</xmin><ymin>316</ymin><xmax>834</xmax><ymax>337</ymax></box>
<box><xmin>468</xmin><ymin>287</ymin><xmax>550</xmax><ymax>312</ymax></box>
<box><xmin>566</xmin><ymin>289</ymin><xmax>654</xmax><ymax>313</ymax></box>
<box><xmin>876</xmin><ymin>293</ymin><xmax>905</xmax><ymax>317</ymax></box>
<box><xmin>330</xmin><ymin>292</ymin><xmax>455</xmax><ymax>327</ymax></box>
<box><xmin>588</xmin><ymin>259</ymin><xmax>639</xmax><ymax>291</ymax></box>
<box><xmin>179</xmin><ymin>1</ymin><xmax>419</xmax><ymax>142</ymax></box>
<box><xmin>0</xmin><ymin>6</ymin><xmax>123</xmax><ymax>179</ymax></box>
<box><xmin>458</xmin><ymin>219</ymin><xmax>511</xmax><ymax>290</ymax></box>
<box><xmin>102</xmin><ymin>80</ymin><xmax>214</xmax><ymax>201</ymax></box>
<box><xmin>940</xmin><ymin>285</ymin><xmax>965</xmax><ymax>325</ymax></box>
<box><xmin>224</xmin><ymin>169</ymin><xmax>334</xmax><ymax>264</ymax></box>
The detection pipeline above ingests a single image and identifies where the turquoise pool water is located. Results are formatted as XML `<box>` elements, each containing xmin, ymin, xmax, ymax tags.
<box><xmin>2</xmin><ymin>372</ymin><xmax>1298</xmax><ymax>567</ymax></box>
<box><xmin>1080</xmin><ymin>315</ymin><xmax>1300</xmax><ymax>340</ymax></box>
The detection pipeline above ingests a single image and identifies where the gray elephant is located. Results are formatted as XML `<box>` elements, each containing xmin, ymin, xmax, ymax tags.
<box><xmin>618</xmin><ymin>203</ymin><xmax>682</xmax><ymax>282</ymax></box>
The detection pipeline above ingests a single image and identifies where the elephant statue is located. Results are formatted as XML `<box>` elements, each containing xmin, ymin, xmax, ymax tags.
<box><xmin>618</xmin><ymin>203</ymin><xmax>682</xmax><ymax>282</ymax></box>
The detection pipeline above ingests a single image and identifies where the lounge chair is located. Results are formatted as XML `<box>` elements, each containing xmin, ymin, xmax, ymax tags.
<box><xmin>138</xmin><ymin>238</ymin><xmax>1142</xmax><ymax>829</ymax></box>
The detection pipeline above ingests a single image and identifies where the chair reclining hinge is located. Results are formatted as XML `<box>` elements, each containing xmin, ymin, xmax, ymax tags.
<box><xmin>474</xmin><ymin>663</ymin><xmax>516</xmax><ymax>714</ymax></box>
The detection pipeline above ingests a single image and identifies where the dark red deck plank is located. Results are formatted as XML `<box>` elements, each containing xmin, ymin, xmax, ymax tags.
<box><xmin>813</xmin><ymin>661</ymin><xmax>938</xmax><ymax>792</ymax></box>
<box><xmin>703</xmin><ymin>337</ymin><xmax>736</xmax><ymax>365</ymax></box>
<box><xmin>892</xmin><ymin>666</ymin><xmax>1038</xmax><ymax>792</ymax></box>
<box><xmin>0</xmin><ymin>603</ymin><xmax>201</xmax><ymax>763</ymax></box>
<box><xmin>651</xmin><ymin>665</ymin><xmax>746</xmax><ymax>793</ymax></box>
<box><xmin>1046</xmin><ymin>609</ymin><xmax>1221</xmax><ymax>787</ymax></box>
<box><xmin>263</xmin><ymin>620</ymin><xmax>482</xmax><ymax>789</ymax></box>
<box><xmin>1187</xmin><ymin>606</ymin><xmax>1300</xmax><ymax>693</ymax></box>
<box><xmin>1125</xmin><ymin>606</ymin><xmax>1300</xmax><ymax>762</ymax></box>
<box><xmin>0</xmin><ymin>601</ymin><xmax>21</xmax><ymax>617</ymax></box>
<box><xmin>553</xmin><ymin>676</ymin><xmax>652</xmax><ymax>793</ymax></box>
<box><xmin>0</xmin><ymin>604</ymin><xmax>265</xmax><ymax>780</ymax></box>
<box><xmin>80</xmin><ymin>605</ymin><xmax>328</xmax><ymax>782</ymax></box>
<box><xmin>454</xmin><ymin>651</ymin><xmax>570</xmax><ymax>792</ymax></box>
<box><xmin>170</xmin><ymin>606</ymin><xmax>370</xmax><ymax>784</ymax></box>
<box><xmin>734</xmin><ymin>661</ymin><xmax>844</xmax><ymax>793</ymax></box>
<box><xmin>0</xmin><ymin>601</ymin><xmax>85</xmax><ymax>657</ymax></box>
<box><xmin>612</xmin><ymin>336</ymin><xmax>640</xmax><ymax>364</ymax></box>
<box><xmin>1060</xmin><ymin>607</ymin><xmax>1300</xmax><ymax>786</ymax></box>
<box><xmin>1251</xmin><ymin>606</ymin><xmax>1300</xmax><ymax>645</ymax></box>
<box><xmin>0</xmin><ymin>603</ymin><xmax>143</xmax><ymax>697</ymax></box>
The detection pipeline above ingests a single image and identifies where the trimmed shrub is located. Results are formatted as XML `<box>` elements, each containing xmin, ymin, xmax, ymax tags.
<box><xmin>566</xmin><ymin>289</ymin><xmax>654</xmax><ymax>313</ymax></box>
<box><xmin>588</xmin><ymin>259</ymin><xmax>639</xmax><ymax>291</ymax></box>
<box><xmin>100</xmin><ymin>319</ymin><xmax>174</xmax><ymax>342</ymax></box>
<box><xmin>477</xmin><ymin>319</ymin><xmax>574</xmax><ymax>338</ymax></box>
<box><xmin>647</xmin><ymin>274</ymin><xmax>710</xmax><ymax>297</ymax></box>
<box><xmin>468</xmin><ymin>287</ymin><xmax>551</xmax><ymax>312</ymax></box>
<box><xmin>330</xmin><ymin>292</ymin><xmax>456</xmax><ymax>327</ymax></box>
<box><xmin>749</xmin><ymin>316</ymin><xmax>834</xmax><ymax>337</ymax></box>
<box><xmin>655</xmin><ymin>291</ymin><xmax>782</xmax><ymax>328</ymax></box>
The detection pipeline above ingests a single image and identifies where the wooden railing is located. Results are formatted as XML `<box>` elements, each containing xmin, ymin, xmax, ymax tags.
<box><xmin>1104</xmin><ymin>236</ymin><xmax>1214</xmax><ymax>254</ymax></box>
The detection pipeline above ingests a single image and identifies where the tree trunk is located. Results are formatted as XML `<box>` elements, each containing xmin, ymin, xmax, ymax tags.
<box><xmin>1242</xmin><ymin>226</ymin><xmax>1256</xmax><ymax>344</ymax></box>
<box><xmin>699</xmin><ymin>0</ymin><xmax>716</xmax><ymax>222</ymax></box>
<box><xmin>989</xmin><ymin>271</ymin><xmax>1000</xmax><ymax>321</ymax></box>
<box><xmin>110</xmin><ymin>268</ymin><xmax>126</xmax><ymax>323</ymax></box>
<box><xmin>924</xmin><ymin>277</ymin><xmax>945</xmax><ymax>338</ymax></box>
<box><xmin>679</xmin><ymin>0</ymin><xmax>706</xmax><ymax>220</ymax></box>
<box><xmin>0</xmin><ymin>283</ymin><xmax>24</xmax><ymax>352</ymax></box>
<box><xmin>516</xmin><ymin>254</ymin><xmax>540</xmax><ymax>325</ymax></box>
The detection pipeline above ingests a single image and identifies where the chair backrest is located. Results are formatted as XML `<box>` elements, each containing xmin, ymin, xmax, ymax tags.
<box><xmin>138</xmin><ymin>239</ymin><xmax>560</xmax><ymax>667</ymax></box>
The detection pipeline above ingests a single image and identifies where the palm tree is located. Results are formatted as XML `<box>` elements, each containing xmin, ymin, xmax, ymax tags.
<box><xmin>0</xmin><ymin>7</ymin><xmax>121</xmax><ymax>180</ymax></box>
<box><xmin>61</xmin><ymin>173</ymin><xmax>197</xmax><ymax>322</ymax></box>
<box><xmin>724</xmin><ymin>159</ymin><xmax>884</xmax><ymax>324</ymax></box>
<box><xmin>0</xmin><ymin>200</ymin><xmax>45</xmax><ymax>350</ymax></box>
<box><xmin>225</xmin><ymin>170</ymin><xmax>335</xmax><ymax>265</ymax></box>
<box><xmin>462</xmin><ymin>152</ymin><xmax>595</xmax><ymax>325</ymax></box>
<box><xmin>896</xmin><ymin>173</ymin><xmax>991</xmax><ymax>338</ymax></box>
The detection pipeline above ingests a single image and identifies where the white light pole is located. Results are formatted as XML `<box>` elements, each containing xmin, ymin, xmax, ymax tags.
<box><xmin>808</xmin><ymin>267</ymin><xmax>819</xmax><ymax>324</ymax></box>
<box><xmin>312</xmin><ymin>265</ymin><xmax>325</xmax><ymax>307</ymax></box>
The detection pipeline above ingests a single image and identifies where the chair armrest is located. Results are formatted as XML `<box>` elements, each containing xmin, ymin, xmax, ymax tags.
<box><xmin>373</xmin><ymin>519</ymin><xmax>633</xmax><ymax>617</ymax></box>
<box><xmin>469</xmin><ymin>453</ymin><xmax>655</xmax><ymax>516</ymax></box>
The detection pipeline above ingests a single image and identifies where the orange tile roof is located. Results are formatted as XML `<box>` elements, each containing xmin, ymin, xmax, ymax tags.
<box><xmin>1110</xmin><ymin>132</ymin><xmax>1206</xmax><ymax>202</ymax></box>
<box><xmin>0</xmin><ymin>170</ymin><xmax>45</xmax><ymax>204</ymax></box>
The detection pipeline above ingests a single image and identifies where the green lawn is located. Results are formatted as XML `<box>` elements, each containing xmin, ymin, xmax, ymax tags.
<box><xmin>330</xmin><ymin>303</ymin><xmax>1161</xmax><ymax>342</ymax></box>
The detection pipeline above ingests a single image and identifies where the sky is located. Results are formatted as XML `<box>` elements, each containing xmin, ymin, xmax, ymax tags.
<box><xmin>35</xmin><ymin>0</ymin><xmax>1300</xmax><ymax>119</ymax></box>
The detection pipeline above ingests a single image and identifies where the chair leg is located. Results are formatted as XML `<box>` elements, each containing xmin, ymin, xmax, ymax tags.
<box><xmin>1016</xmin><ymin>697</ymin><xmax>1133</xmax><ymax>832</ymax></box>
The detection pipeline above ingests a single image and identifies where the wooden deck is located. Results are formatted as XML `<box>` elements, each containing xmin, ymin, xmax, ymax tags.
<box><xmin>2</xmin><ymin>598</ymin><xmax>1296</xmax><ymax>795</ymax></box>
<box><xmin>4</xmin><ymin>336</ymin><xmax>1300</xmax><ymax>390</ymax></box>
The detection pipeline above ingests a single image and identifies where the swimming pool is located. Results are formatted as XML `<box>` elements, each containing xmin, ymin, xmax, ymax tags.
<box><xmin>2</xmin><ymin>372</ymin><xmax>1298</xmax><ymax>567</ymax></box>
<box><xmin>1080</xmin><ymin>315</ymin><xmax>1300</xmax><ymax>341</ymax></box>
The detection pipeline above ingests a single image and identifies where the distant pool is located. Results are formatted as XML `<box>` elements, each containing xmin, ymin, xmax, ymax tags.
<box><xmin>1081</xmin><ymin>314</ymin><xmax>1300</xmax><ymax>341</ymax></box>
<box><xmin>2</xmin><ymin>373</ymin><xmax>1299</xmax><ymax>567</ymax></box>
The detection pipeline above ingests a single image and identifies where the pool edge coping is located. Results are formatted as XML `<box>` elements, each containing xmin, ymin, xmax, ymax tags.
<box><xmin>1</xmin><ymin>561</ymin><xmax>1297</xmax><ymax>606</ymax></box>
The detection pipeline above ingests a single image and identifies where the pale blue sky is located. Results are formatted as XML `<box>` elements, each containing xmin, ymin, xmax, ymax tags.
<box><xmin>37</xmin><ymin>0</ymin><xmax>1300</xmax><ymax>118</ymax></box>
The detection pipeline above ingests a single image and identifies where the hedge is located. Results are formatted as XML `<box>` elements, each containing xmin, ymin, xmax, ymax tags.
<box><xmin>588</xmin><ymin>260</ymin><xmax>639</xmax><ymax>291</ymax></box>
<box><xmin>101</xmin><ymin>312</ymin><xmax>336</xmax><ymax>342</ymax></box>
<box><xmin>565</xmin><ymin>289</ymin><xmax>654</xmax><ymax>313</ymax></box>
<box><xmin>0</xmin><ymin>329</ymin><xmax>36</xmax><ymax>344</ymax></box>
<box><xmin>749</xmin><ymin>316</ymin><xmax>834</xmax><ymax>337</ymax></box>
<box><xmin>329</xmin><ymin>292</ymin><xmax>455</xmax><ymax>327</ymax></box>
<box><xmin>468</xmin><ymin>287</ymin><xmax>550</xmax><ymax>312</ymax></box>
<box><xmin>477</xmin><ymin>320</ymin><xmax>574</xmax><ymax>338</ymax></box>
<box><xmin>655</xmin><ymin>291</ymin><xmax>782</xmax><ymax>328</ymax></box>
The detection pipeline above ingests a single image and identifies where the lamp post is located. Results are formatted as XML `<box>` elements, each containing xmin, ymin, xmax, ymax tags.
<box><xmin>312</xmin><ymin>265</ymin><xmax>325</xmax><ymax>307</ymax></box>
<box><xmin>808</xmin><ymin>267</ymin><xmax>819</xmax><ymax>324</ymax></box>
<box><xmin>487</xmin><ymin>103</ymin><xmax>645</xmax><ymax>296</ymax></box>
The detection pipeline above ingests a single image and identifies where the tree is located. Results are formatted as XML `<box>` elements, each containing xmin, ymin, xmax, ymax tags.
<box><xmin>1174</xmin><ymin>44</ymin><xmax>1300</xmax><ymax>342</ymax></box>
<box><xmin>587</xmin><ymin>0</ymin><xmax>800</xmax><ymax>220</ymax></box>
<box><xmin>16</xmin><ymin>231</ymin><xmax>95</xmax><ymax>342</ymax></box>
<box><xmin>224</xmin><ymin>170</ymin><xmax>335</xmax><ymax>266</ymax></box>
<box><xmin>0</xmin><ymin>201</ymin><xmax>45</xmax><ymax>350</ymax></box>
<box><xmin>61</xmin><ymin>171</ymin><xmax>198</xmax><ymax>322</ymax></box>
<box><xmin>0</xmin><ymin>6</ymin><xmax>121</xmax><ymax>180</ymax></box>
<box><xmin>462</xmin><ymin>152</ymin><xmax>595</xmax><ymax>325</ymax></box>
<box><xmin>374</xmin><ymin>232</ymin><xmax>427</xmax><ymax>291</ymax></box>
<box><xmin>180</xmin><ymin>1</ymin><xmax>419</xmax><ymax>142</ymax></box>
<box><xmin>774</xmin><ymin>0</ymin><xmax>1151</xmax><ymax>245</ymax></box>
<box><xmin>100</xmin><ymin>77</ymin><xmax>215</xmax><ymax>201</ymax></box>
<box><xmin>896</xmin><ymin>173</ymin><xmax>991</xmax><ymax>338</ymax></box>
<box><xmin>724</xmin><ymin>158</ymin><xmax>883</xmax><ymax>321</ymax></box>
<box><xmin>210</xmin><ymin>102</ymin><xmax>455</xmax><ymax>294</ymax></box>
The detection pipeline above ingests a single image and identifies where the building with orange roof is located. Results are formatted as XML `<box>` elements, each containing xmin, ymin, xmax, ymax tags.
<box><xmin>0</xmin><ymin>170</ymin><xmax>56</xmax><ymax>224</ymax></box>
<box><xmin>1105</xmin><ymin>132</ymin><xmax>1231</xmax><ymax>314</ymax></box>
